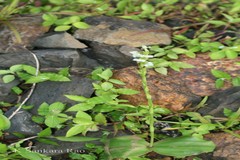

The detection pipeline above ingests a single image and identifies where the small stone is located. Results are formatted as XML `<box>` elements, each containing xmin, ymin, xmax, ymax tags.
<box><xmin>32</xmin><ymin>32</ymin><xmax>87</xmax><ymax>49</ymax></box>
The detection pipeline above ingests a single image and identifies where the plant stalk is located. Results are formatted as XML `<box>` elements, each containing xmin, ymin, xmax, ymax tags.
<box><xmin>139</xmin><ymin>64</ymin><xmax>154</xmax><ymax>148</ymax></box>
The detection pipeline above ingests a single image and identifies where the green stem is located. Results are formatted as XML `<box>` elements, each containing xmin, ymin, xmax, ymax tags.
<box><xmin>139</xmin><ymin>64</ymin><xmax>154</xmax><ymax>148</ymax></box>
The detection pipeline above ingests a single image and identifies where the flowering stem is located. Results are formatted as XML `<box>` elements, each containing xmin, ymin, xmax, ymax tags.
<box><xmin>139</xmin><ymin>63</ymin><xmax>155</xmax><ymax>148</ymax></box>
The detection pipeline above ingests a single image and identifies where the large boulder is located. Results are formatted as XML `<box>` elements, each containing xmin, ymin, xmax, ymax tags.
<box><xmin>113</xmin><ymin>54</ymin><xmax>240</xmax><ymax>111</ymax></box>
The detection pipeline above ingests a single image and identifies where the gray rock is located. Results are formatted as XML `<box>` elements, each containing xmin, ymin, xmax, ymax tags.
<box><xmin>0</xmin><ymin>49</ymin><xmax>99</xmax><ymax>69</ymax></box>
<box><xmin>80</xmin><ymin>42</ymin><xmax>137</xmax><ymax>68</ymax></box>
<box><xmin>27</xmin><ymin>73</ymin><xmax>94</xmax><ymax>115</ymax></box>
<box><xmin>74</xmin><ymin>16</ymin><xmax>171</xmax><ymax>47</ymax></box>
<box><xmin>5</xmin><ymin>107</ymin><xmax>42</xmax><ymax>138</ymax></box>
<box><xmin>32</xmin><ymin>32</ymin><xmax>87</xmax><ymax>49</ymax></box>
<box><xmin>198</xmin><ymin>87</ymin><xmax>240</xmax><ymax>117</ymax></box>
<box><xmin>0</xmin><ymin>75</ymin><xmax>19</xmax><ymax>103</ymax></box>
<box><xmin>0</xmin><ymin>15</ymin><xmax>49</xmax><ymax>53</ymax></box>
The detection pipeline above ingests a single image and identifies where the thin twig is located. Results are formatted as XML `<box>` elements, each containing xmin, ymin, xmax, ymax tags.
<box><xmin>9</xmin><ymin>135</ymin><xmax>38</xmax><ymax>147</ymax></box>
<box><xmin>8</xmin><ymin>46</ymin><xmax>40</xmax><ymax>120</ymax></box>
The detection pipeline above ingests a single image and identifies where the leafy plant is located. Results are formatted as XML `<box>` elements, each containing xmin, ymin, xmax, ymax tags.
<box><xmin>65</xmin><ymin>67</ymin><xmax>138</xmax><ymax>137</ymax></box>
<box><xmin>211</xmin><ymin>69</ymin><xmax>240</xmax><ymax>88</ymax></box>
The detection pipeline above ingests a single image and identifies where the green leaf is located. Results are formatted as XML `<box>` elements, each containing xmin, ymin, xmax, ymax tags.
<box><xmin>209</xmin><ymin>51</ymin><xmax>226</xmax><ymax>60</ymax></box>
<box><xmin>94</xmin><ymin>113</ymin><xmax>107</xmax><ymax>125</ymax></box>
<box><xmin>66</xmin><ymin>103</ymin><xmax>95</xmax><ymax>112</ymax></box>
<box><xmin>54</xmin><ymin>18</ymin><xmax>72</xmax><ymax>25</ymax></box>
<box><xmin>101</xmin><ymin>82</ymin><xmax>113</xmax><ymax>91</ymax></box>
<box><xmin>76</xmin><ymin>0</ymin><xmax>100</xmax><ymax>4</ymax></box>
<box><xmin>17</xmin><ymin>148</ymin><xmax>43</xmax><ymax>160</ymax></box>
<box><xmin>232</xmin><ymin>77</ymin><xmax>240</xmax><ymax>86</ymax></box>
<box><xmin>22</xmin><ymin>65</ymin><xmax>37</xmax><ymax>75</ymax></box>
<box><xmin>225</xmin><ymin>50</ymin><xmax>238</xmax><ymax>59</ymax></box>
<box><xmin>167</xmin><ymin>52</ymin><xmax>178</xmax><ymax>59</ymax></box>
<box><xmin>154</xmin><ymin>67</ymin><xmax>168</xmax><ymax>75</ymax></box>
<box><xmin>113</xmin><ymin>88</ymin><xmax>139</xmax><ymax>95</ymax></box>
<box><xmin>49</xmin><ymin>0</ymin><xmax>65</xmax><ymax>5</ymax></box>
<box><xmin>69</xmin><ymin>16</ymin><xmax>81</xmax><ymax>23</ymax></box>
<box><xmin>56</xmin><ymin>136</ymin><xmax>99</xmax><ymax>142</ymax></box>
<box><xmin>0</xmin><ymin>70</ymin><xmax>13</xmax><ymax>75</ymax></box>
<box><xmin>97</xmin><ymin>68</ymin><xmax>113</xmax><ymax>80</ymax></box>
<box><xmin>11</xmin><ymin>86</ymin><xmax>22</xmax><ymax>95</ymax></box>
<box><xmin>141</xmin><ymin>3</ymin><xmax>154</xmax><ymax>13</ymax></box>
<box><xmin>73</xmin><ymin>22</ymin><xmax>90</xmax><ymax>29</ymax></box>
<box><xmin>32</xmin><ymin>116</ymin><xmax>45</xmax><ymax>124</ymax></box>
<box><xmin>0</xmin><ymin>143</ymin><xmax>7</xmax><ymax>153</ymax></box>
<box><xmin>3</xmin><ymin>75</ymin><xmax>15</xmax><ymax>83</ymax></box>
<box><xmin>36</xmin><ymin>138</ymin><xmax>58</xmax><ymax>146</ymax></box>
<box><xmin>66</xmin><ymin>125</ymin><xmax>88</xmax><ymax>137</ymax></box>
<box><xmin>10</xmin><ymin>64</ymin><xmax>23</xmax><ymax>72</ymax></box>
<box><xmin>45</xmin><ymin>115</ymin><xmax>67</xmax><ymax>128</ymax></box>
<box><xmin>0</xmin><ymin>114</ymin><xmax>10</xmax><ymax>130</ymax></box>
<box><xmin>172</xmin><ymin>62</ymin><xmax>195</xmax><ymax>69</ymax></box>
<box><xmin>38</xmin><ymin>128</ymin><xmax>52</xmax><ymax>137</ymax></box>
<box><xmin>215</xmin><ymin>78</ymin><xmax>224</xmax><ymax>89</ymax></box>
<box><xmin>54</xmin><ymin>25</ymin><xmax>71</xmax><ymax>31</ymax></box>
<box><xmin>26</xmin><ymin>73</ymin><xmax>70</xmax><ymax>83</ymax></box>
<box><xmin>206</xmin><ymin>20</ymin><xmax>227</xmax><ymax>26</ymax></box>
<box><xmin>49</xmin><ymin>102</ymin><xmax>65</xmax><ymax>114</ymax></box>
<box><xmin>58</xmin><ymin>67</ymin><xmax>69</xmax><ymax>77</ymax></box>
<box><xmin>25</xmin><ymin>75</ymin><xmax>50</xmax><ymax>84</ymax></box>
<box><xmin>153</xmin><ymin>136</ymin><xmax>215</xmax><ymax>158</ymax></box>
<box><xmin>211</xmin><ymin>69</ymin><xmax>231</xmax><ymax>80</ymax></box>
<box><xmin>105</xmin><ymin>135</ymin><xmax>150</xmax><ymax>159</ymax></box>
<box><xmin>76</xmin><ymin>111</ymin><xmax>92</xmax><ymax>121</ymax></box>
<box><xmin>65</xmin><ymin>95</ymin><xmax>88</xmax><ymax>102</ymax></box>
<box><xmin>109</xmin><ymin>79</ymin><xmax>125</xmax><ymax>85</ymax></box>
<box><xmin>38</xmin><ymin>102</ymin><xmax>49</xmax><ymax>116</ymax></box>
<box><xmin>171</xmin><ymin>47</ymin><xmax>188</xmax><ymax>54</ymax></box>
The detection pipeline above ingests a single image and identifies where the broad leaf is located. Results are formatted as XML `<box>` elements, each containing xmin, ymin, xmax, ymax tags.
<box><xmin>38</xmin><ymin>128</ymin><xmax>52</xmax><ymax>137</ymax></box>
<box><xmin>66</xmin><ymin>125</ymin><xmax>88</xmax><ymax>137</ymax></box>
<box><xmin>0</xmin><ymin>114</ymin><xmax>11</xmax><ymax>130</ymax></box>
<box><xmin>54</xmin><ymin>25</ymin><xmax>71</xmax><ymax>31</ymax></box>
<box><xmin>3</xmin><ymin>75</ymin><xmax>15</xmax><ymax>83</ymax></box>
<box><xmin>73</xmin><ymin>22</ymin><xmax>90</xmax><ymax>29</ymax></box>
<box><xmin>38</xmin><ymin>102</ymin><xmax>49</xmax><ymax>116</ymax></box>
<box><xmin>105</xmin><ymin>135</ymin><xmax>150</xmax><ymax>159</ymax></box>
<box><xmin>65</xmin><ymin>95</ymin><xmax>88</xmax><ymax>102</ymax></box>
<box><xmin>153</xmin><ymin>136</ymin><xmax>215</xmax><ymax>158</ymax></box>
<box><xmin>211</xmin><ymin>69</ymin><xmax>231</xmax><ymax>80</ymax></box>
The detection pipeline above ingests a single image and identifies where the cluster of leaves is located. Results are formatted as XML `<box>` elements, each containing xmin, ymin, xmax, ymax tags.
<box><xmin>173</xmin><ymin>31</ymin><xmax>240</xmax><ymax>60</ymax></box>
<box><xmin>211</xmin><ymin>69</ymin><xmax>240</xmax><ymax>88</ymax></box>
<box><xmin>0</xmin><ymin>64</ymin><xmax>70</xmax><ymax>95</ymax></box>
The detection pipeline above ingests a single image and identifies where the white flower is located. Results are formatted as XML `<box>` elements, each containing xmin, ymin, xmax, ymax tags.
<box><xmin>219</xmin><ymin>46</ymin><xmax>225</xmax><ymax>49</ymax></box>
<box><xmin>144</xmin><ymin>62</ymin><xmax>154</xmax><ymax>67</ymax></box>
<box><xmin>142</xmin><ymin>45</ymin><xmax>150</xmax><ymax>51</ymax></box>
<box><xmin>133</xmin><ymin>59</ymin><xmax>146</xmax><ymax>62</ymax></box>
<box><xmin>130</xmin><ymin>51</ymin><xmax>142</xmax><ymax>58</ymax></box>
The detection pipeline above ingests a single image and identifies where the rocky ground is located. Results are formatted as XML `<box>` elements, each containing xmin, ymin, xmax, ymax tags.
<box><xmin>0</xmin><ymin>15</ymin><xmax>240</xmax><ymax>159</ymax></box>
